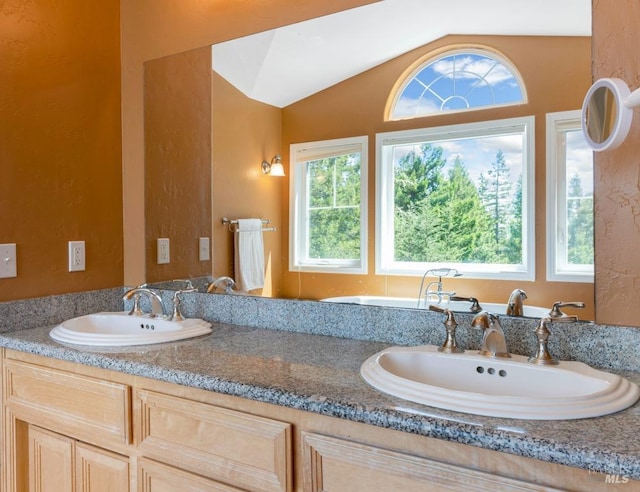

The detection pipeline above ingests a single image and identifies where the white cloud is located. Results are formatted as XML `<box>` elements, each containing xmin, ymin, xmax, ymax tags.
<box><xmin>431</xmin><ymin>56</ymin><xmax>514</xmax><ymax>86</ymax></box>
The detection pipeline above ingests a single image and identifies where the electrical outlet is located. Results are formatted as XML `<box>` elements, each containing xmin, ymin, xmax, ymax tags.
<box><xmin>157</xmin><ymin>238</ymin><xmax>170</xmax><ymax>264</ymax></box>
<box><xmin>0</xmin><ymin>243</ymin><xmax>17</xmax><ymax>278</ymax></box>
<box><xmin>68</xmin><ymin>241</ymin><xmax>85</xmax><ymax>272</ymax></box>
<box><xmin>199</xmin><ymin>237</ymin><xmax>210</xmax><ymax>261</ymax></box>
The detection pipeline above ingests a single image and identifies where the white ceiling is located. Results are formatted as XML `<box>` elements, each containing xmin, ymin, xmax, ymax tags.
<box><xmin>212</xmin><ymin>0</ymin><xmax>591</xmax><ymax>108</ymax></box>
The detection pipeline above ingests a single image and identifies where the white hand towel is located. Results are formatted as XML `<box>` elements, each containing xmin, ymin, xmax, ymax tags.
<box><xmin>234</xmin><ymin>218</ymin><xmax>265</xmax><ymax>292</ymax></box>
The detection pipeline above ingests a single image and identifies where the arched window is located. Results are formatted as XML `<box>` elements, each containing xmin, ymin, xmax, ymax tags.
<box><xmin>389</xmin><ymin>48</ymin><xmax>526</xmax><ymax>120</ymax></box>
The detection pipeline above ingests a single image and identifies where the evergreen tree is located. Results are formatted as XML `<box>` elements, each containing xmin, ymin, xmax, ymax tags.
<box><xmin>478</xmin><ymin>150</ymin><xmax>514</xmax><ymax>261</ymax></box>
<box><xmin>567</xmin><ymin>173</ymin><xmax>594</xmax><ymax>264</ymax></box>
<box><xmin>308</xmin><ymin>154</ymin><xmax>361</xmax><ymax>260</ymax></box>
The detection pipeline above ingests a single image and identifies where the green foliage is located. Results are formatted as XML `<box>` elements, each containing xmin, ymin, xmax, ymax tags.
<box><xmin>393</xmin><ymin>144</ymin><xmax>523</xmax><ymax>265</ymax></box>
<box><xmin>567</xmin><ymin>173</ymin><xmax>594</xmax><ymax>264</ymax></box>
<box><xmin>307</xmin><ymin>154</ymin><xmax>361</xmax><ymax>260</ymax></box>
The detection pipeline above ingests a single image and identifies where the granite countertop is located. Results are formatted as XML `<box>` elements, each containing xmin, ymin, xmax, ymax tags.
<box><xmin>1</xmin><ymin>322</ymin><xmax>640</xmax><ymax>480</ymax></box>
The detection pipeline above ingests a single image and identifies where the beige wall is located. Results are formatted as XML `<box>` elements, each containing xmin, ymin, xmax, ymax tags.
<box><xmin>593</xmin><ymin>0</ymin><xmax>640</xmax><ymax>326</ymax></box>
<box><xmin>281</xmin><ymin>35</ymin><xmax>595</xmax><ymax>317</ymax></box>
<box><xmin>120</xmin><ymin>0</ymin><xmax>377</xmax><ymax>286</ymax></box>
<box><xmin>211</xmin><ymin>72</ymin><xmax>283</xmax><ymax>297</ymax></box>
<box><xmin>144</xmin><ymin>47</ymin><xmax>213</xmax><ymax>283</ymax></box>
<box><xmin>0</xmin><ymin>1</ymin><xmax>122</xmax><ymax>301</ymax></box>
<box><xmin>2</xmin><ymin>0</ymin><xmax>639</xmax><ymax>326</ymax></box>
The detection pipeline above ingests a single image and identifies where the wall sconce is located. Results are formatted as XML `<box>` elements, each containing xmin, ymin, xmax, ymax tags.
<box><xmin>261</xmin><ymin>155</ymin><xmax>285</xmax><ymax>176</ymax></box>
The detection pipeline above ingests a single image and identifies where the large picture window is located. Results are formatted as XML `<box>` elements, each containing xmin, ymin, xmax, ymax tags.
<box><xmin>376</xmin><ymin>117</ymin><xmax>535</xmax><ymax>280</ymax></box>
<box><xmin>290</xmin><ymin>136</ymin><xmax>368</xmax><ymax>273</ymax></box>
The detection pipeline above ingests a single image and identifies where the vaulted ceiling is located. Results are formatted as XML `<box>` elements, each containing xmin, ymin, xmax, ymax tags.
<box><xmin>212</xmin><ymin>0</ymin><xmax>591</xmax><ymax>108</ymax></box>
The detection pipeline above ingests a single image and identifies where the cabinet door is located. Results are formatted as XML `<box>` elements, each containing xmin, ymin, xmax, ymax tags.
<box><xmin>137</xmin><ymin>389</ymin><xmax>291</xmax><ymax>492</ymax></box>
<box><xmin>28</xmin><ymin>426</ymin><xmax>74</xmax><ymax>492</ymax></box>
<box><xmin>138</xmin><ymin>458</ymin><xmax>242</xmax><ymax>492</ymax></box>
<box><xmin>302</xmin><ymin>432</ymin><xmax>563</xmax><ymax>492</ymax></box>
<box><xmin>76</xmin><ymin>442</ymin><xmax>130</xmax><ymax>492</ymax></box>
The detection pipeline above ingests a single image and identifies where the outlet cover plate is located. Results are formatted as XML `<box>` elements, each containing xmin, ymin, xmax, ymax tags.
<box><xmin>199</xmin><ymin>237</ymin><xmax>210</xmax><ymax>261</ymax></box>
<box><xmin>68</xmin><ymin>241</ymin><xmax>86</xmax><ymax>272</ymax></box>
<box><xmin>157</xmin><ymin>238</ymin><xmax>170</xmax><ymax>264</ymax></box>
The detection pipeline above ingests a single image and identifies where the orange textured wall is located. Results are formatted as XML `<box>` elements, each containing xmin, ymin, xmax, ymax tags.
<box><xmin>144</xmin><ymin>47</ymin><xmax>213</xmax><ymax>283</ymax></box>
<box><xmin>121</xmin><ymin>0</ymin><xmax>378</xmax><ymax>286</ymax></box>
<box><xmin>211</xmin><ymin>72</ymin><xmax>283</xmax><ymax>296</ymax></box>
<box><xmin>0</xmin><ymin>1</ymin><xmax>122</xmax><ymax>301</ymax></box>
<box><xmin>592</xmin><ymin>0</ymin><xmax>640</xmax><ymax>326</ymax></box>
<box><xmin>281</xmin><ymin>35</ymin><xmax>595</xmax><ymax>318</ymax></box>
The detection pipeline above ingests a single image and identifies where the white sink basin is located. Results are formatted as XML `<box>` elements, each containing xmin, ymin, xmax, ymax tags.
<box><xmin>361</xmin><ymin>345</ymin><xmax>640</xmax><ymax>420</ymax></box>
<box><xmin>50</xmin><ymin>312</ymin><xmax>212</xmax><ymax>346</ymax></box>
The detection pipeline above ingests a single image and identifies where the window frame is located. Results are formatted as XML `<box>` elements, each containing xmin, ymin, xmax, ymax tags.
<box><xmin>289</xmin><ymin>135</ymin><xmax>368</xmax><ymax>274</ymax></box>
<box><xmin>388</xmin><ymin>47</ymin><xmax>527</xmax><ymax>121</ymax></box>
<box><xmin>375</xmin><ymin>116</ymin><xmax>535</xmax><ymax>280</ymax></box>
<box><xmin>545</xmin><ymin>110</ymin><xmax>594</xmax><ymax>283</ymax></box>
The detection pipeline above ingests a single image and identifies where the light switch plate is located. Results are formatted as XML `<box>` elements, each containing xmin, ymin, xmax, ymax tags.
<box><xmin>157</xmin><ymin>238</ymin><xmax>170</xmax><ymax>264</ymax></box>
<box><xmin>0</xmin><ymin>243</ymin><xmax>17</xmax><ymax>278</ymax></box>
<box><xmin>199</xmin><ymin>237</ymin><xmax>210</xmax><ymax>261</ymax></box>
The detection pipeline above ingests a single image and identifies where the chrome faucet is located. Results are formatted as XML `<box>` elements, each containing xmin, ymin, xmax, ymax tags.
<box><xmin>506</xmin><ymin>289</ymin><xmax>527</xmax><ymax>316</ymax></box>
<box><xmin>471</xmin><ymin>311</ymin><xmax>510</xmax><ymax>358</ymax></box>
<box><xmin>206</xmin><ymin>276</ymin><xmax>236</xmax><ymax>294</ymax></box>
<box><xmin>122</xmin><ymin>285</ymin><xmax>166</xmax><ymax>318</ymax></box>
<box><xmin>417</xmin><ymin>268</ymin><xmax>461</xmax><ymax>308</ymax></box>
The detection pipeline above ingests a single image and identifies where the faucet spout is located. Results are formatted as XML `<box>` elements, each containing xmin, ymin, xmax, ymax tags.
<box><xmin>471</xmin><ymin>311</ymin><xmax>510</xmax><ymax>358</ymax></box>
<box><xmin>123</xmin><ymin>286</ymin><xmax>166</xmax><ymax>317</ymax></box>
<box><xmin>506</xmin><ymin>289</ymin><xmax>527</xmax><ymax>316</ymax></box>
<box><xmin>206</xmin><ymin>276</ymin><xmax>237</xmax><ymax>294</ymax></box>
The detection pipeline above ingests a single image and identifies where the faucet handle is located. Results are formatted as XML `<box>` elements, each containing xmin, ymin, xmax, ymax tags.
<box><xmin>125</xmin><ymin>293</ymin><xmax>144</xmax><ymax>316</ymax></box>
<box><xmin>548</xmin><ymin>301</ymin><xmax>585</xmax><ymax>321</ymax></box>
<box><xmin>429</xmin><ymin>305</ymin><xmax>464</xmax><ymax>354</ymax></box>
<box><xmin>450</xmin><ymin>296</ymin><xmax>482</xmax><ymax>313</ymax></box>
<box><xmin>170</xmin><ymin>288</ymin><xmax>197</xmax><ymax>321</ymax></box>
<box><xmin>529</xmin><ymin>318</ymin><xmax>560</xmax><ymax>365</ymax></box>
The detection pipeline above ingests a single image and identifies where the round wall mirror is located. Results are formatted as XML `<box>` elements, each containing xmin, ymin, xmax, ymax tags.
<box><xmin>582</xmin><ymin>78</ymin><xmax>633</xmax><ymax>151</ymax></box>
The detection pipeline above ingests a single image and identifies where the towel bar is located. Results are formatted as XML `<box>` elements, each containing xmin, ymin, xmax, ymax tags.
<box><xmin>221</xmin><ymin>217</ymin><xmax>276</xmax><ymax>232</ymax></box>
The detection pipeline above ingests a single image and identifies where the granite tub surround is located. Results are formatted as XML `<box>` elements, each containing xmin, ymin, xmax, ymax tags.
<box><xmin>1</xmin><ymin>322</ymin><xmax>640</xmax><ymax>481</ymax></box>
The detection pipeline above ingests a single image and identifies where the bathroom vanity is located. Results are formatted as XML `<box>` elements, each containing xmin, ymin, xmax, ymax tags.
<box><xmin>1</xmin><ymin>315</ymin><xmax>639</xmax><ymax>491</ymax></box>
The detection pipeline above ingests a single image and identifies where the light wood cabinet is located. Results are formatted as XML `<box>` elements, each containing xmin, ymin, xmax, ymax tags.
<box><xmin>28</xmin><ymin>426</ymin><xmax>74</xmax><ymax>492</ymax></box>
<box><xmin>138</xmin><ymin>458</ymin><xmax>242</xmax><ymax>492</ymax></box>
<box><xmin>3</xmin><ymin>349</ymin><xmax>637</xmax><ymax>492</ymax></box>
<box><xmin>137</xmin><ymin>389</ymin><xmax>291</xmax><ymax>491</ymax></box>
<box><xmin>301</xmin><ymin>431</ymin><xmax>562</xmax><ymax>492</ymax></box>
<box><xmin>27</xmin><ymin>425</ymin><xmax>130</xmax><ymax>492</ymax></box>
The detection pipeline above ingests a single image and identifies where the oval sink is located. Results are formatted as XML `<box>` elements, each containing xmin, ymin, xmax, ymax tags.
<box><xmin>361</xmin><ymin>345</ymin><xmax>640</xmax><ymax>420</ymax></box>
<box><xmin>50</xmin><ymin>312</ymin><xmax>212</xmax><ymax>346</ymax></box>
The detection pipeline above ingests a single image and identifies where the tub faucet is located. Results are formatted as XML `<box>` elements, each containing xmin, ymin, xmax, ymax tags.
<box><xmin>471</xmin><ymin>311</ymin><xmax>511</xmax><ymax>358</ymax></box>
<box><xmin>417</xmin><ymin>268</ymin><xmax>461</xmax><ymax>308</ymax></box>
<box><xmin>506</xmin><ymin>289</ymin><xmax>527</xmax><ymax>316</ymax></box>
<box><xmin>122</xmin><ymin>285</ymin><xmax>166</xmax><ymax>318</ymax></box>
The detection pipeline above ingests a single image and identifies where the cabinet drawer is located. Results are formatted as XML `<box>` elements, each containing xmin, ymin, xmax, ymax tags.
<box><xmin>4</xmin><ymin>359</ymin><xmax>131</xmax><ymax>446</ymax></box>
<box><xmin>137</xmin><ymin>389</ymin><xmax>291</xmax><ymax>492</ymax></box>
<box><xmin>139</xmin><ymin>458</ymin><xmax>242</xmax><ymax>492</ymax></box>
<box><xmin>302</xmin><ymin>432</ymin><xmax>562</xmax><ymax>492</ymax></box>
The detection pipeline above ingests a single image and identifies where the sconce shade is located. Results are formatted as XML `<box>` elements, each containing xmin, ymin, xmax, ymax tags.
<box><xmin>262</xmin><ymin>154</ymin><xmax>285</xmax><ymax>176</ymax></box>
